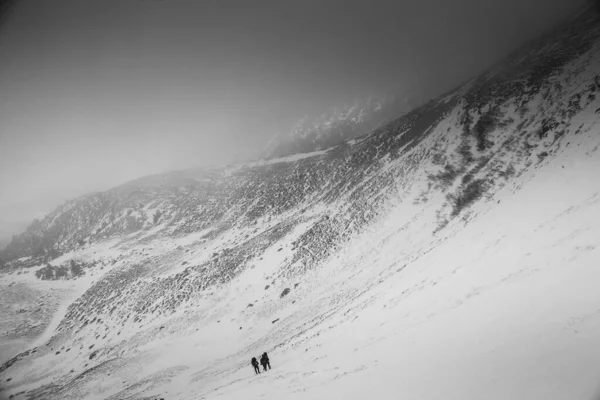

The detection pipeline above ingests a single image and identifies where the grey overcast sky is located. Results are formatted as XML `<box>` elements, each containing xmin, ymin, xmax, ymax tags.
<box><xmin>0</xmin><ymin>0</ymin><xmax>585</xmax><ymax>243</ymax></box>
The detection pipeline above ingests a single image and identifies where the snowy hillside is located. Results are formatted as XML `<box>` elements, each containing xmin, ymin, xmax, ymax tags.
<box><xmin>1</xmin><ymin>5</ymin><xmax>600</xmax><ymax>400</ymax></box>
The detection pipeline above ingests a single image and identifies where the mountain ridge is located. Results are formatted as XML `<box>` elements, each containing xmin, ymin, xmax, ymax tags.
<box><xmin>261</xmin><ymin>94</ymin><xmax>423</xmax><ymax>159</ymax></box>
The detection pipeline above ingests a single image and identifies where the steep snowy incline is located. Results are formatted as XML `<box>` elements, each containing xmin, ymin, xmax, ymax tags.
<box><xmin>176</xmin><ymin>124</ymin><xmax>600</xmax><ymax>400</ymax></box>
<box><xmin>1</xmin><ymin>5</ymin><xmax>600</xmax><ymax>400</ymax></box>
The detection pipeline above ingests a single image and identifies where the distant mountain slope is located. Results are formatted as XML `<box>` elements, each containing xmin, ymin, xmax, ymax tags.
<box><xmin>2</xmin><ymin>5</ymin><xmax>600</xmax><ymax>400</ymax></box>
<box><xmin>262</xmin><ymin>95</ymin><xmax>422</xmax><ymax>159</ymax></box>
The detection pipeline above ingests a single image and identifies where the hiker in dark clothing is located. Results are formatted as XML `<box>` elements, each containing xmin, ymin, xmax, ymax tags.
<box><xmin>260</xmin><ymin>352</ymin><xmax>271</xmax><ymax>371</ymax></box>
<box><xmin>251</xmin><ymin>357</ymin><xmax>260</xmax><ymax>374</ymax></box>
<box><xmin>260</xmin><ymin>354</ymin><xmax>267</xmax><ymax>371</ymax></box>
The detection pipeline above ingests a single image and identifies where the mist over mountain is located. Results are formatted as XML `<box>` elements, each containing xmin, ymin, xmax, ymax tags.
<box><xmin>262</xmin><ymin>94</ymin><xmax>424</xmax><ymax>158</ymax></box>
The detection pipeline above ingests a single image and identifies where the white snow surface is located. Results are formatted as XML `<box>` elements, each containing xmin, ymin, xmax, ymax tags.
<box><xmin>156</xmin><ymin>130</ymin><xmax>600</xmax><ymax>400</ymax></box>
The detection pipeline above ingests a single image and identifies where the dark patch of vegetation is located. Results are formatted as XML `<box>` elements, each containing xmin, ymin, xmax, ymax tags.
<box><xmin>465</xmin><ymin>156</ymin><xmax>492</xmax><ymax>182</ymax></box>
<box><xmin>457</xmin><ymin>140</ymin><xmax>475</xmax><ymax>164</ymax></box>
<box><xmin>35</xmin><ymin>264</ymin><xmax>67</xmax><ymax>280</ymax></box>
<box><xmin>448</xmin><ymin>179</ymin><xmax>489</xmax><ymax>217</ymax></box>
<box><xmin>433</xmin><ymin>213</ymin><xmax>449</xmax><ymax>235</ymax></box>
<box><xmin>430</xmin><ymin>151</ymin><xmax>445</xmax><ymax>166</ymax></box>
<box><xmin>428</xmin><ymin>164</ymin><xmax>462</xmax><ymax>189</ymax></box>
<box><xmin>473</xmin><ymin>107</ymin><xmax>502</xmax><ymax>151</ymax></box>
<box><xmin>461</xmin><ymin>110</ymin><xmax>474</xmax><ymax>136</ymax></box>
<box><xmin>461</xmin><ymin>172</ymin><xmax>474</xmax><ymax>185</ymax></box>
<box><xmin>35</xmin><ymin>260</ymin><xmax>85</xmax><ymax>280</ymax></box>
<box><xmin>70</xmin><ymin>260</ymin><xmax>84</xmax><ymax>275</ymax></box>
<box><xmin>538</xmin><ymin>118</ymin><xmax>560</xmax><ymax>139</ymax></box>
<box><xmin>280</xmin><ymin>288</ymin><xmax>291</xmax><ymax>298</ymax></box>
<box><xmin>498</xmin><ymin>164</ymin><xmax>516</xmax><ymax>180</ymax></box>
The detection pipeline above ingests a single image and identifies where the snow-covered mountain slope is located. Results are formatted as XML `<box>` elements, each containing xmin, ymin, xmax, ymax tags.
<box><xmin>262</xmin><ymin>95</ymin><xmax>421</xmax><ymax>159</ymax></box>
<box><xmin>1</xmin><ymin>5</ymin><xmax>600</xmax><ymax>400</ymax></box>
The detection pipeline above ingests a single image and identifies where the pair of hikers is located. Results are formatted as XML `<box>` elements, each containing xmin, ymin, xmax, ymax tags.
<box><xmin>251</xmin><ymin>352</ymin><xmax>271</xmax><ymax>374</ymax></box>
